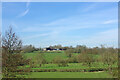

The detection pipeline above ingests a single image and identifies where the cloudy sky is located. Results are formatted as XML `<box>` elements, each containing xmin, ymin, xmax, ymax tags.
<box><xmin>2</xmin><ymin>2</ymin><xmax>118</xmax><ymax>48</ymax></box>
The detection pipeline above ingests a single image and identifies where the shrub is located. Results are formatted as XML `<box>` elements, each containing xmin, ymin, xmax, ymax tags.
<box><xmin>22</xmin><ymin>45</ymin><xmax>36</xmax><ymax>53</ymax></box>
<box><xmin>67</xmin><ymin>55</ymin><xmax>78</xmax><ymax>63</ymax></box>
<box><xmin>77</xmin><ymin>53</ymin><xmax>95</xmax><ymax>67</ymax></box>
<box><xmin>64</xmin><ymin>49</ymin><xmax>74</xmax><ymax>57</ymax></box>
<box><xmin>52</xmin><ymin>56</ymin><xmax>68</xmax><ymax>67</ymax></box>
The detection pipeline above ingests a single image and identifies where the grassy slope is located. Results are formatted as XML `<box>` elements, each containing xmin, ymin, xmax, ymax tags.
<box><xmin>28</xmin><ymin>72</ymin><xmax>113</xmax><ymax>78</ymax></box>
<box><xmin>22</xmin><ymin>51</ymin><xmax>117</xmax><ymax>78</ymax></box>
<box><xmin>23</xmin><ymin>51</ymin><xmax>68</xmax><ymax>62</ymax></box>
<box><xmin>23</xmin><ymin>51</ymin><xmax>117</xmax><ymax>70</ymax></box>
<box><xmin>23</xmin><ymin>51</ymin><xmax>98</xmax><ymax>62</ymax></box>
<box><xmin>23</xmin><ymin>51</ymin><xmax>117</xmax><ymax>69</ymax></box>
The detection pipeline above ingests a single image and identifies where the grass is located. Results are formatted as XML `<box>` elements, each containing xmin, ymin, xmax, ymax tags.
<box><xmin>23</xmin><ymin>51</ymin><xmax>97</xmax><ymax>62</ymax></box>
<box><xmin>27</xmin><ymin>72</ymin><xmax>113</xmax><ymax>78</ymax></box>
<box><xmin>19</xmin><ymin>51</ymin><xmax>117</xmax><ymax>78</ymax></box>
<box><xmin>24</xmin><ymin>51</ymin><xmax>117</xmax><ymax>69</ymax></box>
<box><xmin>23</xmin><ymin>51</ymin><xmax>68</xmax><ymax>62</ymax></box>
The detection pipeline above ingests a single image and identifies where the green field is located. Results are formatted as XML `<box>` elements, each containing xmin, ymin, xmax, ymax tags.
<box><xmin>23</xmin><ymin>51</ymin><xmax>99</xmax><ymax>62</ymax></box>
<box><xmin>28</xmin><ymin>72</ymin><xmax>113</xmax><ymax>78</ymax></box>
<box><xmin>22</xmin><ymin>51</ymin><xmax>117</xmax><ymax>78</ymax></box>
<box><xmin>23</xmin><ymin>51</ymin><xmax>117</xmax><ymax>69</ymax></box>
<box><xmin>23</xmin><ymin>51</ymin><xmax>68</xmax><ymax>62</ymax></box>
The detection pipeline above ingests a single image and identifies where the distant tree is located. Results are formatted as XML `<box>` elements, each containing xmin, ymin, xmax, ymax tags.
<box><xmin>99</xmin><ymin>48</ymin><xmax>118</xmax><ymax>77</ymax></box>
<box><xmin>65</xmin><ymin>49</ymin><xmax>74</xmax><ymax>57</ymax></box>
<box><xmin>92</xmin><ymin>47</ymin><xmax>99</xmax><ymax>54</ymax></box>
<box><xmin>54</xmin><ymin>45</ymin><xmax>62</xmax><ymax>49</ymax></box>
<box><xmin>74</xmin><ymin>45</ymin><xmax>87</xmax><ymax>53</ymax></box>
<box><xmin>63</xmin><ymin>46</ymin><xmax>69</xmax><ymax>50</ymax></box>
<box><xmin>75</xmin><ymin>45</ymin><xmax>82</xmax><ymax>53</ymax></box>
<box><xmin>100</xmin><ymin>50</ymin><xmax>118</xmax><ymax>68</ymax></box>
<box><xmin>69</xmin><ymin>46</ymin><xmax>73</xmax><ymax>48</ymax></box>
<box><xmin>52</xmin><ymin>56</ymin><xmax>68</xmax><ymax>67</ymax></box>
<box><xmin>67</xmin><ymin>55</ymin><xmax>78</xmax><ymax>63</ymax></box>
<box><xmin>34</xmin><ymin>53</ymin><xmax>46</xmax><ymax>67</ymax></box>
<box><xmin>22</xmin><ymin>45</ymin><xmax>36</xmax><ymax>53</ymax></box>
<box><xmin>2</xmin><ymin>27</ymin><xmax>31</xmax><ymax>78</ymax></box>
<box><xmin>77</xmin><ymin>53</ymin><xmax>94</xmax><ymax>67</ymax></box>
<box><xmin>99</xmin><ymin>44</ymin><xmax>106</xmax><ymax>54</ymax></box>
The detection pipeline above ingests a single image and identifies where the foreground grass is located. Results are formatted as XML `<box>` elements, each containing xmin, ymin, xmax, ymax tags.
<box><xmin>27</xmin><ymin>72</ymin><xmax>113</xmax><ymax>78</ymax></box>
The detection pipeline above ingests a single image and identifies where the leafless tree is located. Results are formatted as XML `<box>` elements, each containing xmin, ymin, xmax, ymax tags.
<box><xmin>2</xmin><ymin>27</ymin><xmax>22</xmax><ymax>54</ymax></box>
<box><xmin>2</xmin><ymin>27</ymin><xmax>31</xmax><ymax>78</ymax></box>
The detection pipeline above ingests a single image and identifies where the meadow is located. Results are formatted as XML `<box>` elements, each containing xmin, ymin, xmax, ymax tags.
<box><xmin>22</xmin><ymin>51</ymin><xmax>118</xmax><ymax>78</ymax></box>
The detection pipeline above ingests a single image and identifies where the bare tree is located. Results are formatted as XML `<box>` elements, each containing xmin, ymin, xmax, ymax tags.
<box><xmin>2</xmin><ymin>27</ymin><xmax>31</xmax><ymax>78</ymax></box>
<box><xmin>2</xmin><ymin>27</ymin><xmax>22</xmax><ymax>54</ymax></box>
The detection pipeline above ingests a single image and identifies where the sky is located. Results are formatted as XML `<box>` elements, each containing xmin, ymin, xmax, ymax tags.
<box><xmin>2</xmin><ymin>2</ymin><xmax>118</xmax><ymax>48</ymax></box>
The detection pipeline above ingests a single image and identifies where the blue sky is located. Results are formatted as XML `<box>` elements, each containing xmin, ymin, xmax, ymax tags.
<box><xmin>2</xmin><ymin>2</ymin><xmax>118</xmax><ymax>48</ymax></box>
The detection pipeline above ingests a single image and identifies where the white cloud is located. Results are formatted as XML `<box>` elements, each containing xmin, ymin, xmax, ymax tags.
<box><xmin>92</xmin><ymin>28</ymin><xmax>118</xmax><ymax>42</ymax></box>
<box><xmin>22</xmin><ymin>28</ymin><xmax>118</xmax><ymax>48</ymax></box>
<box><xmin>53</xmin><ymin>28</ymin><xmax>118</xmax><ymax>48</ymax></box>
<box><xmin>103</xmin><ymin>20</ymin><xmax>117</xmax><ymax>24</ymax></box>
<box><xmin>22</xmin><ymin>30</ymin><xmax>60</xmax><ymax>40</ymax></box>
<box><xmin>22</xmin><ymin>33</ymin><xmax>50</xmax><ymax>40</ymax></box>
<box><xmin>17</xmin><ymin>9</ymin><xmax>29</xmax><ymax>17</ymax></box>
<box><xmin>21</xmin><ymin>15</ymin><xmax>100</xmax><ymax>32</ymax></box>
<box><xmin>21</xmin><ymin>5</ymin><xmax>117</xmax><ymax>33</ymax></box>
<box><xmin>21</xmin><ymin>26</ymin><xmax>51</xmax><ymax>32</ymax></box>
<box><xmin>17</xmin><ymin>1</ymin><xmax>30</xmax><ymax>17</ymax></box>
<box><xmin>21</xmin><ymin>18</ymin><xmax>116</xmax><ymax>33</ymax></box>
<box><xmin>82</xmin><ymin>3</ymin><xmax>98</xmax><ymax>12</ymax></box>
<box><xmin>74</xmin><ymin>28</ymin><xmax>118</xmax><ymax>48</ymax></box>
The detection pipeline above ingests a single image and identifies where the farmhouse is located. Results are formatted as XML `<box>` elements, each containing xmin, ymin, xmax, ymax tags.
<box><xmin>43</xmin><ymin>47</ymin><xmax>64</xmax><ymax>51</ymax></box>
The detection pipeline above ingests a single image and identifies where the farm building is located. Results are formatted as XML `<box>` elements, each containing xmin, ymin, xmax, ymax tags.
<box><xmin>43</xmin><ymin>47</ymin><xmax>64</xmax><ymax>51</ymax></box>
